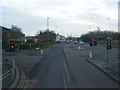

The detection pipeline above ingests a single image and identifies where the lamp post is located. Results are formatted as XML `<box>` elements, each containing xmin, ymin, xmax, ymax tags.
<box><xmin>89</xmin><ymin>25</ymin><xmax>92</xmax><ymax>38</ymax></box>
<box><xmin>47</xmin><ymin>17</ymin><xmax>49</xmax><ymax>30</ymax></box>
<box><xmin>106</xmin><ymin>17</ymin><xmax>111</xmax><ymax>70</ymax></box>
<box><xmin>55</xmin><ymin>26</ymin><xmax>57</xmax><ymax>34</ymax></box>
<box><xmin>108</xmin><ymin>18</ymin><xmax>110</xmax><ymax>36</ymax></box>
<box><xmin>47</xmin><ymin>17</ymin><xmax>50</xmax><ymax>46</ymax></box>
<box><xmin>89</xmin><ymin>24</ymin><xmax>94</xmax><ymax>58</ymax></box>
<box><xmin>55</xmin><ymin>26</ymin><xmax>57</xmax><ymax>44</ymax></box>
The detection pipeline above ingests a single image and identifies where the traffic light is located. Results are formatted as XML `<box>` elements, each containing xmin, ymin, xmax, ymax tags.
<box><xmin>10</xmin><ymin>41</ymin><xmax>15</xmax><ymax>51</ymax></box>
<box><xmin>106</xmin><ymin>37</ymin><xmax>112</xmax><ymax>49</ymax></box>
<box><xmin>94</xmin><ymin>40</ymin><xmax>97</xmax><ymax>46</ymax></box>
<box><xmin>90</xmin><ymin>40</ymin><xmax>93</xmax><ymax>46</ymax></box>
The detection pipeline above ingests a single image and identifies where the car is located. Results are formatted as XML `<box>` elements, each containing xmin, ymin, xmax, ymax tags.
<box><xmin>79</xmin><ymin>41</ymin><xmax>84</xmax><ymax>45</ymax></box>
<box><xmin>66</xmin><ymin>40</ymin><xmax>69</xmax><ymax>44</ymax></box>
<box><xmin>36</xmin><ymin>47</ymin><xmax>39</xmax><ymax>50</ymax></box>
<box><xmin>74</xmin><ymin>40</ymin><xmax>78</xmax><ymax>44</ymax></box>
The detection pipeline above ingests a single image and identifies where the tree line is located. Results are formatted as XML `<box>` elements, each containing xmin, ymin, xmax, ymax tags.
<box><xmin>80</xmin><ymin>30</ymin><xmax>119</xmax><ymax>42</ymax></box>
<box><xmin>36</xmin><ymin>30</ymin><xmax>56</xmax><ymax>43</ymax></box>
<box><xmin>2</xmin><ymin>25</ymin><xmax>25</xmax><ymax>44</ymax></box>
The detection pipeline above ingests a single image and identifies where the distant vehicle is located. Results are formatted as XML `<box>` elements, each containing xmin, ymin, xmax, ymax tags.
<box><xmin>66</xmin><ymin>40</ymin><xmax>69</xmax><ymax>44</ymax></box>
<box><xmin>79</xmin><ymin>41</ymin><xmax>84</xmax><ymax>45</ymax></box>
<box><xmin>56</xmin><ymin>35</ymin><xmax>61</xmax><ymax>43</ymax></box>
<box><xmin>36</xmin><ymin>48</ymin><xmax>39</xmax><ymax>50</ymax></box>
<box><xmin>74</xmin><ymin>40</ymin><xmax>78</xmax><ymax>44</ymax></box>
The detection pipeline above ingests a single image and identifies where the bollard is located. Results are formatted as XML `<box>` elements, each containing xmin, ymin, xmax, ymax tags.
<box><xmin>89</xmin><ymin>52</ymin><xmax>92</xmax><ymax>59</ymax></box>
<box><xmin>78</xmin><ymin>46</ymin><xmax>80</xmax><ymax>50</ymax></box>
<box><xmin>41</xmin><ymin>50</ymin><xmax>43</xmax><ymax>55</ymax></box>
<box><xmin>73</xmin><ymin>44</ymin><xmax>74</xmax><ymax>47</ymax></box>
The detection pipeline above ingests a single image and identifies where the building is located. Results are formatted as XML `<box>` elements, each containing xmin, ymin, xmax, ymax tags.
<box><xmin>1</xmin><ymin>26</ymin><xmax>25</xmax><ymax>47</ymax></box>
<box><xmin>56</xmin><ymin>34</ymin><xmax>66</xmax><ymax>43</ymax></box>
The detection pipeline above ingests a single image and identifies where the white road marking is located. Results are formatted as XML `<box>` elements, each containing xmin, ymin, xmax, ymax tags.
<box><xmin>63</xmin><ymin>58</ymin><xmax>70</xmax><ymax>82</ymax></box>
<box><xmin>63</xmin><ymin>72</ymin><xmax>67</xmax><ymax>88</ymax></box>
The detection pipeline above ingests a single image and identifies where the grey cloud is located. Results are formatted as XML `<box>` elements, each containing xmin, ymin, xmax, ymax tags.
<box><xmin>2</xmin><ymin>6</ymin><xmax>48</xmax><ymax>35</ymax></box>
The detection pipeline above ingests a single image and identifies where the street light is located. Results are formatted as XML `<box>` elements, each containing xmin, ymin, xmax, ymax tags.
<box><xmin>47</xmin><ymin>17</ymin><xmax>50</xmax><ymax>30</ymax></box>
<box><xmin>89</xmin><ymin>25</ymin><xmax>92</xmax><ymax>38</ymax></box>
<box><xmin>108</xmin><ymin>18</ymin><xmax>110</xmax><ymax>37</ymax></box>
<box><xmin>55</xmin><ymin>26</ymin><xmax>57</xmax><ymax>34</ymax></box>
<box><xmin>88</xmin><ymin>24</ymin><xmax>94</xmax><ymax>58</ymax></box>
<box><xmin>47</xmin><ymin>17</ymin><xmax>50</xmax><ymax>46</ymax></box>
<box><xmin>108</xmin><ymin>18</ymin><xmax>110</xmax><ymax>31</ymax></box>
<box><xmin>106</xmin><ymin>17</ymin><xmax>111</xmax><ymax>70</ymax></box>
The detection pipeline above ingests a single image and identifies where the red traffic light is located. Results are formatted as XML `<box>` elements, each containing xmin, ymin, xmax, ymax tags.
<box><xmin>11</xmin><ymin>42</ymin><xmax>14</xmax><ymax>44</ymax></box>
<box><xmin>10</xmin><ymin>41</ymin><xmax>15</xmax><ymax>44</ymax></box>
<box><xmin>107</xmin><ymin>40</ymin><xmax>111</xmax><ymax>42</ymax></box>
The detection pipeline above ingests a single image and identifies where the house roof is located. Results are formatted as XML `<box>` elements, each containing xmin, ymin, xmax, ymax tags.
<box><xmin>0</xmin><ymin>26</ymin><xmax>11</xmax><ymax>31</ymax></box>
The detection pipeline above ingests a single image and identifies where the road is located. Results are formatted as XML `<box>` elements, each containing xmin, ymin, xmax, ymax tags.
<box><xmin>26</xmin><ymin>43</ymin><xmax>118</xmax><ymax>88</ymax></box>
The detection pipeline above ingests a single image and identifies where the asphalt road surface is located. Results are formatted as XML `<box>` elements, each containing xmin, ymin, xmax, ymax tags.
<box><xmin>27</xmin><ymin>43</ymin><xmax>118</xmax><ymax>88</ymax></box>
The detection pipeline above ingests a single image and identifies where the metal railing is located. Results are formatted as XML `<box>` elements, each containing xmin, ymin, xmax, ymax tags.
<box><xmin>1</xmin><ymin>59</ymin><xmax>16</xmax><ymax>88</ymax></box>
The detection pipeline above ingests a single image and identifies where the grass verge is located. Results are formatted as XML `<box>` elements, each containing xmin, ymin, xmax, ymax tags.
<box><xmin>97</xmin><ymin>40</ymin><xmax>119</xmax><ymax>48</ymax></box>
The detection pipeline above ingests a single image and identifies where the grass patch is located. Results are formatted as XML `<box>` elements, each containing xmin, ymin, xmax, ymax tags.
<box><xmin>18</xmin><ymin>42</ymin><xmax>55</xmax><ymax>50</ymax></box>
<box><xmin>98</xmin><ymin>40</ymin><xmax>119</xmax><ymax>48</ymax></box>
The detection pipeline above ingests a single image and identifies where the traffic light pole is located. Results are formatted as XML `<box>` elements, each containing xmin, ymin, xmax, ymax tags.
<box><xmin>107</xmin><ymin>49</ymin><xmax>109</xmax><ymax>69</ymax></box>
<box><xmin>106</xmin><ymin>37</ymin><xmax>112</xmax><ymax>70</ymax></box>
<box><xmin>92</xmin><ymin>37</ymin><xmax>94</xmax><ymax>58</ymax></box>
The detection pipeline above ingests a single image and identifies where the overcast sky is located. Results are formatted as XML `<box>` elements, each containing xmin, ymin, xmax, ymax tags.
<box><xmin>1</xmin><ymin>0</ymin><xmax>119</xmax><ymax>37</ymax></box>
